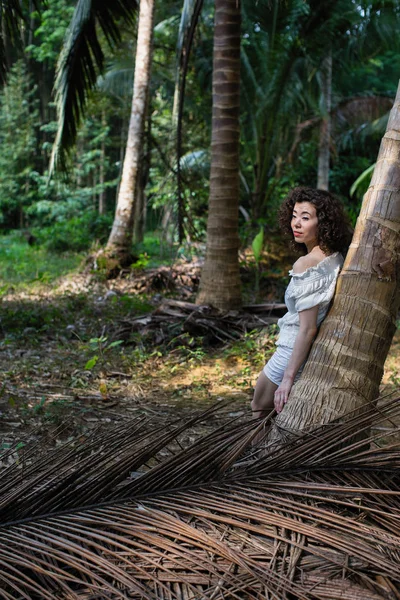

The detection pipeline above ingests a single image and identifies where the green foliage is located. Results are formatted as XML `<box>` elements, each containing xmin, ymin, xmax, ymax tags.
<box><xmin>27</xmin><ymin>0</ymin><xmax>75</xmax><ymax>65</ymax></box>
<box><xmin>0</xmin><ymin>232</ymin><xmax>82</xmax><ymax>289</ymax></box>
<box><xmin>251</xmin><ymin>227</ymin><xmax>264</xmax><ymax>264</ymax></box>
<box><xmin>223</xmin><ymin>329</ymin><xmax>277</xmax><ymax>370</ymax></box>
<box><xmin>337</xmin><ymin>51</ymin><xmax>400</xmax><ymax>97</ymax></box>
<box><xmin>251</xmin><ymin>226</ymin><xmax>264</xmax><ymax>299</ymax></box>
<box><xmin>131</xmin><ymin>253</ymin><xmax>151</xmax><ymax>270</ymax></box>
<box><xmin>330</xmin><ymin>154</ymin><xmax>373</xmax><ymax>225</ymax></box>
<box><xmin>239</xmin><ymin>1</ymin><xmax>400</xmax><ymax>225</ymax></box>
<box><xmin>350</xmin><ymin>163</ymin><xmax>375</xmax><ymax>200</ymax></box>
<box><xmin>0</xmin><ymin>61</ymin><xmax>40</xmax><ymax>228</ymax></box>
<box><xmin>0</xmin><ymin>0</ymin><xmax>125</xmax><ymax>239</ymax></box>
<box><xmin>117</xmin><ymin>295</ymin><xmax>153</xmax><ymax>314</ymax></box>
<box><xmin>35</xmin><ymin>212</ymin><xmax>113</xmax><ymax>253</ymax></box>
<box><xmin>0</xmin><ymin>0</ymin><xmax>398</xmax><ymax>252</ymax></box>
<box><xmin>84</xmin><ymin>336</ymin><xmax>124</xmax><ymax>371</ymax></box>
<box><xmin>133</xmin><ymin>232</ymin><xmax>180</xmax><ymax>267</ymax></box>
<box><xmin>0</xmin><ymin>301</ymin><xmax>67</xmax><ymax>334</ymax></box>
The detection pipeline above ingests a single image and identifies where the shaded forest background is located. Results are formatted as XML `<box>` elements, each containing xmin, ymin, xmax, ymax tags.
<box><xmin>1</xmin><ymin>0</ymin><xmax>399</xmax><ymax>265</ymax></box>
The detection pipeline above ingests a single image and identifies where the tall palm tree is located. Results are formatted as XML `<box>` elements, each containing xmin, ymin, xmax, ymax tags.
<box><xmin>196</xmin><ymin>0</ymin><xmax>242</xmax><ymax>309</ymax></box>
<box><xmin>49</xmin><ymin>0</ymin><xmax>155</xmax><ymax>264</ymax></box>
<box><xmin>105</xmin><ymin>0</ymin><xmax>155</xmax><ymax>261</ymax></box>
<box><xmin>268</xmin><ymin>80</ymin><xmax>400</xmax><ymax>441</ymax></box>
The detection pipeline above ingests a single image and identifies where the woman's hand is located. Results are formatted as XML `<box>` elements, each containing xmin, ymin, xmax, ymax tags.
<box><xmin>274</xmin><ymin>306</ymin><xmax>319</xmax><ymax>414</ymax></box>
<box><xmin>274</xmin><ymin>379</ymin><xmax>293</xmax><ymax>413</ymax></box>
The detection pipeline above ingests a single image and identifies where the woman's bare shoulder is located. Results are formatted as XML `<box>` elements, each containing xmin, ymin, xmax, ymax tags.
<box><xmin>292</xmin><ymin>251</ymin><xmax>327</xmax><ymax>274</ymax></box>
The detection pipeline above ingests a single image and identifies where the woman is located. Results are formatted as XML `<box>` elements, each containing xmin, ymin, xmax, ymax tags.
<box><xmin>251</xmin><ymin>187</ymin><xmax>351</xmax><ymax>417</ymax></box>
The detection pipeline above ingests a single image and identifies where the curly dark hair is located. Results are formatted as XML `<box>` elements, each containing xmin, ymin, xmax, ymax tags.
<box><xmin>278</xmin><ymin>187</ymin><xmax>352</xmax><ymax>255</ymax></box>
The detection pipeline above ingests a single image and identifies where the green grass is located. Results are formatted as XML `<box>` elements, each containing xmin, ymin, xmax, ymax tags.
<box><xmin>0</xmin><ymin>232</ymin><xmax>83</xmax><ymax>291</ymax></box>
<box><xmin>0</xmin><ymin>230</ymin><xmax>195</xmax><ymax>293</ymax></box>
<box><xmin>133</xmin><ymin>232</ymin><xmax>202</xmax><ymax>268</ymax></box>
<box><xmin>133</xmin><ymin>234</ymin><xmax>178</xmax><ymax>268</ymax></box>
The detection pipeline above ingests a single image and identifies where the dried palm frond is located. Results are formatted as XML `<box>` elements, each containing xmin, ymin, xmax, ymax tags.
<box><xmin>1</xmin><ymin>397</ymin><xmax>400</xmax><ymax>598</ymax></box>
<box><xmin>0</xmin><ymin>403</ymin><xmax>230</xmax><ymax>522</ymax></box>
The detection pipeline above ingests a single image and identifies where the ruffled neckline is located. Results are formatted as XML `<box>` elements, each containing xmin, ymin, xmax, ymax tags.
<box><xmin>288</xmin><ymin>252</ymin><xmax>342</xmax><ymax>279</ymax></box>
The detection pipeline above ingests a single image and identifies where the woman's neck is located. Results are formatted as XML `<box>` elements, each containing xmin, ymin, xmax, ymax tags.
<box><xmin>306</xmin><ymin>241</ymin><xmax>320</xmax><ymax>254</ymax></box>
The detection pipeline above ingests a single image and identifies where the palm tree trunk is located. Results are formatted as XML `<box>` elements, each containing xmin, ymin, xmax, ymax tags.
<box><xmin>106</xmin><ymin>0</ymin><xmax>155</xmax><ymax>260</ymax></box>
<box><xmin>196</xmin><ymin>0</ymin><xmax>242</xmax><ymax>310</ymax></box>
<box><xmin>317</xmin><ymin>51</ymin><xmax>332</xmax><ymax>190</ymax></box>
<box><xmin>270</xmin><ymin>81</ymin><xmax>400</xmax><ymax>440</ymax></box>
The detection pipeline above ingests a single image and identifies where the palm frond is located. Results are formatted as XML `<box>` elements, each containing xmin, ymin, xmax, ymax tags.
<box><xmin>0</xmin><ymin>0</ymin><xmax>42</xmax><ymax>83</ymax></box>
<box><xmin>179</xmin><ymin>149</ymin><xmax>209</xmax><ymax>175</ymax></box>
<box><xmin>350</xmin><ymin>163</ymin><xmax>375</xmax><ymax>198</ymax></box>
<box><xmin>287</xmin><ymin>95</ymin><xmax>392</xmax><ymax>163</ymax></box>
<box><xmin>50</xmin><ymin>0</ymin><xmax>138</xmax><ymax>175</ymax></box>
<box><xmin>97</xmin><ymin>60</ymin><xmax>134</xmax><ymax>100</ymax></box>
<box><xmin>335</xmin><ymin>95</ymin><xmax>393</xmax><ymax>131</ymax></box>
<box><xmin>0</xmin><ymin>404</ymin><xmax>233</xmax><ymax>522</ymax></box>
<box><xmin>2</xmin><ymin>396</ymin><xmax>400</xmax><ymax>597</ymax></box>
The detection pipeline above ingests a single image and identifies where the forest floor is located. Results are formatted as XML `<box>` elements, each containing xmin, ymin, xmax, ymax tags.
<box><xmin>1</xmin><ymin>248</ymin><xmax>400</xmax><ymax>451</ymax></box>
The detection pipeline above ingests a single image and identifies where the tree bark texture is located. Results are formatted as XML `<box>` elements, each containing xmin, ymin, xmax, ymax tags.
<box><xmin>134</xmin><ymin>108</ymin><xmax>151</xmax><ymax>243</ymax></box>
<box><xmin>196</xmin><ymin>0</ymin><xmax>242</xmax><ymax>310</ymax></box>
<box><xmin>98</xmin><ymin>110</ymin><xmax>107</xmax><ymax>215</ymax></box>
<box><xmin>106</xmin><ymin>0</ymin><xmax>155</xmax><ymax>258</ymax></box>
<box><xmin>317</xmin><ymin>51</ymin><xmax>332</xmax><ymax>191</ymax></box>
<box><xmin>133</xmin><ymin>172</ymin><xmax>146</xmax><ymax>243</ymax></box>
<box><xmin>271</xmin><ymin>81</ymin><xmax>400</xmax><ymax>438</ymax></box>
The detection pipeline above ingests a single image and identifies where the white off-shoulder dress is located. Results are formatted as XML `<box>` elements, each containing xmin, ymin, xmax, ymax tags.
<box><xmin>263</xmin><ymin>252</ymin><xmax>343</xmax><ymax>385</ymax></box>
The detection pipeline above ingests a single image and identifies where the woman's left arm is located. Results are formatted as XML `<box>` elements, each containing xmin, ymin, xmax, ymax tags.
<box><xmin>274</xmin><ymin>305</ymin><xmax>319</xmax><ymax>413</ymax></box>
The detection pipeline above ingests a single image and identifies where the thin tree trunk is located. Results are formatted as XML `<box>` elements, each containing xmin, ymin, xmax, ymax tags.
<box><xmin>317</xmin><ymin>51</ymin><xmax>332</xmax><ymax>191</ymax></box>
<box><xmin>161</xmin><ymin>202</ymin><xmax>175</xmax><ymax>243</ymax></box>
<box><xmin>92</xmin><ymin>171</ymin><xmax>97</xmax><ymax>208</ymax></box>
<box><xmin>28</xmin><ymin>1</ymin><xmax>34</xmax><ymax>47</ymax></box>
<box><xmin>269</xmin><ymin>81</ymin><xmax>400</xmax><ymax>441</ymax></box>
<box><xmin>196</xmin><ymin>0</ymin><xmax>242</xmax><ymax>310</ymax></box>
<box><xmin>106</xmin><ymin>0</ymin><xmax>155</xmax><ymax>260</ymax></box>
<box><xmin>134</xmin><ymin>85</ymin><xmax>152</xmax><ymax>243</ymax></box>
<box><xmin>175</xmin><ymin>0</ymin><xmax>205</xmax><ymax>244</ymax></box>
<box><xmin>1</xmin><ymin>20</ymin><xmax>12</xmax><ymax>71</ymax></box>
<box><xmin>76</xmin><ymin>137</ymin><xmax>84</xmax><ymax>188</ymax></box>
<box><xmin>99</xmin><ymin>110</ymin><xmax>107</xmax><ymax>216</ymax></box>
<box><xmin>133</xmin><ymin>175</ymin><xmax>146</xmax><ymax>243</ymax></box>
<box><xmin>115</xmin><ymin>118</ymin><xmax>128</xmax><ymax>201</ymax></box>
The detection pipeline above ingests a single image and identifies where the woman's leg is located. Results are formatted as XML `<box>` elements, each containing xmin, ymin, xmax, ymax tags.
<box><xmin>251</xmin><ymin>371</ymin><xmax>278</xmax><ymax>417</ymax></box>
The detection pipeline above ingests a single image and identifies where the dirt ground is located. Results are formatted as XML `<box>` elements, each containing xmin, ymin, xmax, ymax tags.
<box><xmin>1</xmin><ymin>271</ymin><xmax>399</xmax><ymax>450</ymax></box>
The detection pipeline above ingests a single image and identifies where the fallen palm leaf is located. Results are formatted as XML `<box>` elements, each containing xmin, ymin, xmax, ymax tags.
<box><xmin>118</xmin><ymin>298</ymin><xmax>286</xmax><ymax>344</ymax></box>
<box><xmin>1</xmin><ymin>397</ymin><xmax>400</xmax><ymax>598</ymax></box>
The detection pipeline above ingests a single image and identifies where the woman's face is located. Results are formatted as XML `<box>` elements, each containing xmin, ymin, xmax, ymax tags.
<box><xmin>291</xmin><ymin>201</ymin><xmax>318</xmax><ymax>248</ymax></box>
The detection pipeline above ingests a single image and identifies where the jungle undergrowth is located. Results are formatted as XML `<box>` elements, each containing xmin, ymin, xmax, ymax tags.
<box><xmin>0</xmin><ymin>278</ymin><xmax>279</xmax><ymax>447</ymax></box>
<box><xmin>1</xmin><ymin>237</ymin><xmax>400</xmax><ymax>449</ymax></box>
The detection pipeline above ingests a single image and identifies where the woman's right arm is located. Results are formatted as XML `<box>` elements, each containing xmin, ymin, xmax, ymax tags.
<box><xmin>273</xmin><ymin>305</ymin><xmax>318</xmax><ymax>413</ymax></box>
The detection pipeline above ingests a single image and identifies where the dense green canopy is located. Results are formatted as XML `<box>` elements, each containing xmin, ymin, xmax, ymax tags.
<box><xmin>0</xmin><ymin>0</ymin><xmax>399</xmax><ymax>250</ymax></box>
